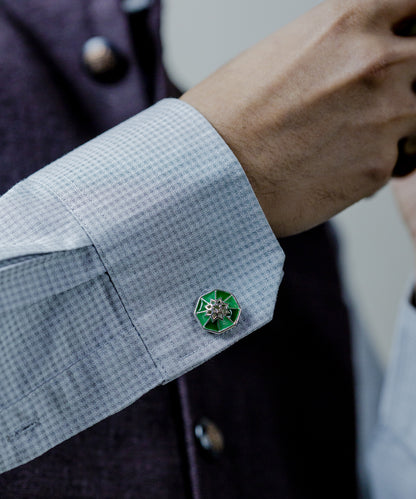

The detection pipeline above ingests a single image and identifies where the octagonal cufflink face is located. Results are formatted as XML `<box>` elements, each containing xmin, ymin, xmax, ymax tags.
<box><xmin>194</xmin><ymin>289</ymin><xmax>241</xmax><ymax>334</ymax></box>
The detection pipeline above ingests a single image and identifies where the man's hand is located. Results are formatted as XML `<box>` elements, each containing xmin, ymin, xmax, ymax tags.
<box><xmin>181</xmin><ymin>0</ymin><xmax>416</xmax><ymax>237</ymax></box>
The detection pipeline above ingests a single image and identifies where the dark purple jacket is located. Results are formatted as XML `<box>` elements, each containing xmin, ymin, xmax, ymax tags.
<box><xmin>0</xmin><ymin>1</ymin><xmax>357</xmax><ymax>497</ymax></box>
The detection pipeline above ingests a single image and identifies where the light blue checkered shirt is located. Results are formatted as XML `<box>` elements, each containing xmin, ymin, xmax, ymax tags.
<box><xmin>0</xmin><ymin>98</ymin><xmax>284</xmax><ymax>472</ymax></box>
<box><xmin>0</xmin><ymin>98</ymin><xmax>415</xmax><ymax>498</ymax></box>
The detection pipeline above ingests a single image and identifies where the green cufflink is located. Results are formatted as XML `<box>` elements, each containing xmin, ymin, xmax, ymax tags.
<box><xmin>194</xmin><ymin>289</ymin><xmax>241</xmax><ymax>334</ymax></box>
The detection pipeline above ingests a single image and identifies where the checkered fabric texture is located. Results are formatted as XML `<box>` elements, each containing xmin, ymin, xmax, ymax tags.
<box><xmin>0</xmin><ymin>98</ymin><xmax>284</xmax><ymax>473</ymax></box>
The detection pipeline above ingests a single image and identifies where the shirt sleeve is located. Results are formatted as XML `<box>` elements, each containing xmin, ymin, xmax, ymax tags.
<box><xmin>0</xmin><ymin>98</ymin><xmax>285</xmax><ymax>473</ymax></box>
<box><xmin>367</xmin><ymin>276</ymin><xmax>416</xmax><ymax>498</ymax></box>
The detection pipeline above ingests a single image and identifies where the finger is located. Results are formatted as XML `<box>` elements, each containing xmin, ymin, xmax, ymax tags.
<box><xmin>374</xmin><ymin>55</ymin><xmax>416</xmax><ymax>137</ymax></box>
<box><xmin>390</xmin><ymin>54</ymin><xmax>416</xmax><ymax>98</ymax></box>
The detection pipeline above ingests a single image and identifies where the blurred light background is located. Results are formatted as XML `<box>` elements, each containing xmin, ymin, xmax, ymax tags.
<box><xmin>161</xmin><ymin>0</ymin><xmax>415</xmax><ymax>365</ymax></box>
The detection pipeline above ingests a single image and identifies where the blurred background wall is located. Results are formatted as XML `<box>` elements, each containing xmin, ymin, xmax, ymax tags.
<box><xmin>161</xmin><ymin>0</ymin><xmax>415</xmax><ymax>365</ymax></box>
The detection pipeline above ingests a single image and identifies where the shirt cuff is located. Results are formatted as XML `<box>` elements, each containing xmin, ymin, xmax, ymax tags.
<box><xmin>0</xmin><ymin>98</ymin><xmax>285</xmax><ymax>472</ymax></box>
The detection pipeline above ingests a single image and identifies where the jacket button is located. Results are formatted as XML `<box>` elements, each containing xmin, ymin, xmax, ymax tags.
<box><xmin>194</xmin><ymin>418</ymin><xmax>224</xmax><ymax>458</ymax></box>
<box><xmin>81</xmin><ymin>36</ymin><xmax>128</xmax><ymax>83</ymax></box>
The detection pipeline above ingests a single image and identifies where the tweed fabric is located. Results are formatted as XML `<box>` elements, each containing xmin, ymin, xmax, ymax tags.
<box><xmin>0</xmin><ymin>97</ymin><xmax>284</xmax><ymax>473</ymax></box>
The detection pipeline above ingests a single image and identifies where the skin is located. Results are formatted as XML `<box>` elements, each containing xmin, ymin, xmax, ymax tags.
<box><xmin>180</xmin><ymin>0</ymin><xmax>416</xmax><ymax>240</ymax></box>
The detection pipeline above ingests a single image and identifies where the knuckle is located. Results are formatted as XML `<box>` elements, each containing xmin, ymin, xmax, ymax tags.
<box><xmin>331</xmin><ymin>2</ymin><xmax>365</xmax><ymax>32</ymax></box>
<box><xmin>354</xmin><ymin>34</ymin><xmax>416</xmax><ymax>88</ymax></box>
<box><xmin>338</xmin><ymin>0</ymin><xmax>396</xmax><ymax>32</ymax></box>
<box><xmin>380</xmin><ymin>97</ymin><xmax>416</xmax><ymax>130</ymax></box>
<box><xmin>329</xmin><ymin>0</ymin><xmax>383</xmax><ymax>35</ymax></box>
<box><xmin>364</xmin><ymin>156</ymin><xmax>394</xmax><ymax>186</ymax></box>
<box><xmin>359</xmin><ymin>48</ymin><xmax>400</xmax><ymax>87</ymax></box>
<box><xmin>397</xmin><ymin>105</ymin><xmax>416</xmax><ymax>126</ymax></box>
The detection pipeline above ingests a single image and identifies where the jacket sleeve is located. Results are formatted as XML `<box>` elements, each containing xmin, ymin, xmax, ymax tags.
<box><xmin>367</xmin><ymin>276</ymin><xmax>416</xmax><ymax>498</ymax></box>
<box><xmin>0</xmin><ymin>98</ymin><xmax>285</xmax><ymax>473</ymax></box>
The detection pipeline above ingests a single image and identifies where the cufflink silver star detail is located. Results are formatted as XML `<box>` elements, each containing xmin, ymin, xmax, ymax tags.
<box><xmin>194</xmin><ymin>290</ymin><xmax>241</xmax><ymax>334</ymax></box>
